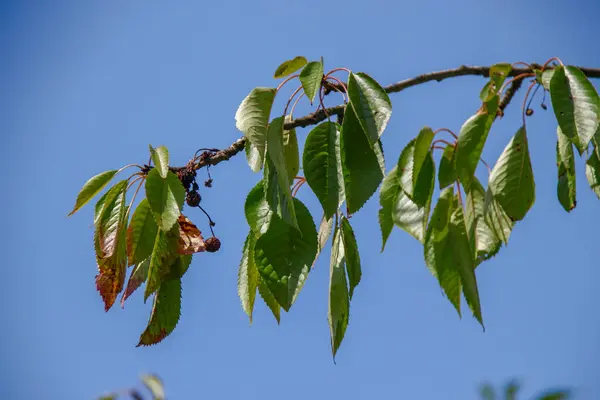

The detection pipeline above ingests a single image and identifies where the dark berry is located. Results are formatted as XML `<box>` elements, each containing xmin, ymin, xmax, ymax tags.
<box><xmin>541</xmin><ymin>103</ymin><xmax>548</xmax><ymax>110</ymax></box>
<box><xmin>186</xmin><ymin>191</ymin><xmax>201</xmax><ymax>207</ymax></box>
<box><xmin>204</xmin><ymin>178</ymin><xmax>213</xmax><ymax>188</ymax></box>
<box><xmin>526</xmin><ymin>108</ymin><xmax>534</xmax><ymax>116</ymax></box>
<box><xmin>205</xmin><ymin>237</ymin><xmax>221</xmax><ymax>252</ymax></box>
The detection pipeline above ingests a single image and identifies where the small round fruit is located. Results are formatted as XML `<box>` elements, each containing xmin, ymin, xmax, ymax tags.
<box><xmin>205</xmin><ymin>237</ymin><xmax>221</xmax><ymax>252</ymax></box>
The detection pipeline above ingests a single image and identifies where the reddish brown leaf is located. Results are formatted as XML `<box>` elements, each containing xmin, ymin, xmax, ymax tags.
<box><xmin>177</xmin><ymin>214</ymin><xmax>206</xmax><ymax>255</ymax></box>
<box><xmin>95</xmin><ymin>257</ymin><xmax>127</xmax><ymax>312</ymax></box>
<box><xmin>120</xmin><ymin>258</ymin><xmax>150</xmax><ymax>308</ymax></box>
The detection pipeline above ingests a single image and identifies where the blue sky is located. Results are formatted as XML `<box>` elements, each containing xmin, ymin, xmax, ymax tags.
<box><xmin>2</xmin><ymin>1</ymin><xmax>599</xmax><ymax>399</ymax></box>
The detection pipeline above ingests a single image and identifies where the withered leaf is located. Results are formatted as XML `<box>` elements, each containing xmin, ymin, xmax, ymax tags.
<box><xmin>177</xmin><ymin>214</ymin><xmax>206</xmax><ymax>255</ymax></box>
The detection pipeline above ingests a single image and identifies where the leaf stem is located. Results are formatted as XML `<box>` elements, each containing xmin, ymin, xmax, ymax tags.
<box><xmin>117</xmin><ymin>164</ymin><xmax>144</xmax><ymax>174</ymax></box>
<box><xmin>276</xmin><ymin>74</ymin><xmax>300</xmax><ymax>92</ymax></box>
<box><xmin>126</xmin><ymin>176</ymin><xmax>145</xmax><ymax>218</ymax></box>
<box><xmin>542</xmin><ymin>57</ymin><xmax>564</xmax><ymax>70</ymax></box>
<box><xmin>500</xmin><ymin>72</ymin><xmax>534</xmax><ymax>95</ymax></box>
<box><xmin>433</xmin><ymin>128</ymin><xmax>458</xmax><ymax>140</ymax></box>
<box><xmin>290</xmin><ymin>92</ymin><xmax>306</xmax><ymax>120</ymax></box>
<box><xmin>324</xmin><ymin>76</ymin><xmax>348</xmax><ymax>103</ymax></box>
<box><xmin>325</xmin><ymin>67</ymin><xmax>351</xmax><ymax>78</ymax></box>
<box><xmin>512</xmin><ymin>61</ymin><xmax>531</xmax><ymax>69</ymax></box>
<box><xmin>431</xmin><ymin>139</ymin><xmax>455</xmax><ymax>149</ymax></box>
<box><xmin>283</xmin><ymin>85</ymin><xmax>305</xmax><ymax>121</ymax></box>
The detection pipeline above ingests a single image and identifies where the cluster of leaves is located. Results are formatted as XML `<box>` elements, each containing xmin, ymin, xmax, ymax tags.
<box><xmin>97</xmin><ymin>373</ymin><xmax>165</xmax><ymax>400</ymax></box>
<box><xmin>234</xmin><ymin>57</ymin><xmax>600</xmax><ymax>357</ymax></box>
<box><xmin>71</xmin><ymin>55</ymin><xmax>599</xmax><ymax>356</ymax></box>
<box><xmin>69</xmin><ymin>146</ymin><xmax>215</xmax><ymax>346</ymax></box>
<box><xmin>480</xmin><ymin>379</ymin><xmax>570</xmax><ymax>400</ymax></box>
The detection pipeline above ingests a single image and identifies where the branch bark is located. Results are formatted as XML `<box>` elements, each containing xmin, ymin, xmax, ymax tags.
<box><xmin>185</xmin><ymin>63</ymin><xmax>600</xmax><ymax>171</ymax></box>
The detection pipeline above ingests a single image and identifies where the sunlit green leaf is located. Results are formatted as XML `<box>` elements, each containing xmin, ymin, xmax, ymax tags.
<box><xmin>299</xmin><ymin>60</ymin><xmax>324</xmax><ymax>103</ymax></box>
<box><xmin>328</xmin><ymin>225</ymin><xmax>350</xmax><ymax>359</ymax></box>
<box><xmin>585</xmin><ymin>150</ymin><xmax>600</xmax><ymax>199</ymax></box>
<box><xmin>244</xmin><ymin>180</ymin><xmax>273</xmax><ymax>235</ymax></box>
<box><xmin>68</xmin><ymin>169</ymin><xmax>118</xmax><ymax>216</ymax></box>
<box><xmin>302</xmin><ymin>121</ymin><xmax>344</xmax><ymax>219</ymax></box>
<box><xmin>540</xmin><ymin>68</ymin><xmax>555</xmax><ymax>91</ymax></box>
<box><xmin>266</xmin><ymin>116</ymin><xmax>298</xmax><ymax>229</ymax></box>
<box><xmin>254</xmin><ymin>199</ymin><xmax>317</xmax><ymax>311</ymax></box>
<box><xmin>347</xmin><ymin>72</ymin><xmax>392</xmax><ymax>144</ymax></box>
<box><xmin>483</xmin><ymin>187</ymin><xmax>514</xmax><ymax>245</ymax></box>
<box><xmin>283</xmin><ymin>118</ymin><xmax>299</xmax><ymax>185</ymax></box>
<box><xmin>245</xmin><ymin>139</ymin><xmax>264</xmax><ymax>172</ymax></box>
<box><xmin>438</xmin><ymin>144</ymin><xmax>457</xmax><ymax>189</ymax></box>
<box><xmin>456</xmin><ymin>111</ymin><xmax>494</xmax><ymax>190</ymax></box>
<box><xmin>550</xmin><ymin>65</ymin><xmax>600</xmax><ymax>154</ymax></box>
<box><xmin>138</xmin><ymin>276</ymin><xmax>181</xmax><ymax>347</ymax></box>
<box><xmin>264</xmin><ymin>156</ymin><xmax>299</xmax><ymax>231</ymax></box>
<box><xmin>340</xmin><ymin>216</ymin><xmax>361</xmax><ymax>299</ymax></box>
<box><xmin>150</xmin><ymin>145</ymin><xmax>169</xmax><ymax>178</ymax></box>
<box><xmin>127</xmin><ymin>198</ymin><xmax>159</xmax><ymax>266</ymax></box>
<box><xmin>274</xmin><ymin>56</ymin><xmax>308</xmax><ymax>79</ymax></box>
<box><xmin>488</xmin><ymin>126</ymin><xmax>535</xmax><ymax>222</ymax></box>
<box><xmin>313</xmin><ymin>213</ymin><xmax>334</xmax><ymax>267</ymax></box>
<box><xmin>341</xmin><ymin>105</ymin><xmax>385</xmax><ymax>213</ymax></box>
<box><xmin>235</xmin><ymin>87</ymin><xmax>277</xmax><ymax>169</ymax></box>
<box><xmin>238</xmin><ymin>232</ymin><xmax>259</xmax><ymax>324</ymax></box>
<box><xmin>145</xmin><ymin>169</ymin><xmax>186</xmax><ymax>231</ymax></box>
<box><xmin>465</xmin><ymin>177</ymin><xmax>502</xmax><ymax>266</ymax></box>
<box><xmin>556</xmin><ymin>126</ymin><xmax>577</xmax><ymax>212</ymax></box>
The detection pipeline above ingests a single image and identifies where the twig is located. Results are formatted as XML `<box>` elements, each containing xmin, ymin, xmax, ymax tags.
<box><xmin>151</xmin><ymin>63</ymin><xmax>600</xmax><ymax>173</ymax></box>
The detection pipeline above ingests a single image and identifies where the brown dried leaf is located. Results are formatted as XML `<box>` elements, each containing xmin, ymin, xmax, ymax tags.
<box><xmin>177</xmin><ymin>215</ymin><xmax>206</xmax><ymax>255</ymax></box>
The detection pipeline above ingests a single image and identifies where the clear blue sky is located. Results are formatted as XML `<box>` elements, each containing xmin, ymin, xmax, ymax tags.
<box><xmin>2</xmin><ymin>1</ymin><xmax>599</xmax><ymax>399</ymax></box>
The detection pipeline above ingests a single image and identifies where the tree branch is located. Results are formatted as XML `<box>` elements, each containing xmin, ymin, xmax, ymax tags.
<box><xmin>179</xmin><ymin>64</ymin><xmax>600</xmax><ymax>171</ymax></box>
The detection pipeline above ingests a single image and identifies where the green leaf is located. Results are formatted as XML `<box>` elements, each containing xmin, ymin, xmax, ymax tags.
<box><xmin>347</xmin><ymin>72</ymin><xmax>392</xmax><ymax>144</ymax></box>
<box><xmin>254</xmin><ymin>198</ymin><xmax>318</xmax><ymax>311</ymax></box>
<box><xmin>465</xmin><ymin>177</ymin><xmax>502</xmax><ymax>266</ymax></box>
<box><xmin>328</xmin><ymin>225</ymin><xmax>350</xmax><ymax>359</ymax></box>
<box><xmin>540</xmin><ymin>68</ymin><xmax>555</xmax><ymax>91</ymax></box>
<box><xmin>397</xmin><ymin>138</ymin><xmax>434</xmax><ymax>206</ymax></box>
<box><xmin>274</xmin><ymin>56</ymin><xmax>308</xmax><ymax>79</ymax></box>
<box><xmin>140</xmin><ymin>374</ymin><xmax>165</xmax><ymax>400</ymax></box>
<box><xmin>412</xmin><ymin>127</ymin><xmax>435</xmax><ymax>188</ymax></box>
<box><xmin>450</xmin><ymin>202</ymin><xmax>483</xmax><ymax>327</ymax></box>
<box><xmin>313</xmin><ymin>213</ymin><xmax>334</xmax><ymax>267</ymax></box>
<box><xmin>137</xmin><ymin>276</ymin><xmax>181</xmax><ymax>347</ymax></box>
<box><xmin>550</xmin><ymin>65</ymin><xmax>600</xmax><ymax>154</ymax></box>
<box><xmin>149</xmin><ymin>145</ymin><xmax>169</xmax><ymax>178</ymax></box>
<box><xmin>235</xmin><ymin>87</ymin><xmax>277</xmax><ymax>169</ymax></box>
<box><xmin>340</xmin><ymin>216</ymin><xmax>361</xmax><ymax>299</ymax></box>
<box><xmin>299</xmin><ymin>60</ymin><xmax>324</xmax><ymax>104</ymax></box>
<box><xmin>585</xmin><ymin>150</ymin><xmax>600</xmax><ymax>198</ymax></box>
<box><xmin>127</xmin><ymin>199</ymin><xmax>159</xmax><ymax>266</ymax></box>
<box><xmin>144</xmin><ymin>228</ymin><xmax>178</xmax><ymax>301</ymax></box>
<box><xmin>302</xmin><ymin>121</ymin><xmax>344</xmax><ymax>219</ymax></box>
<box><xmin>145</xmin><ymin>169</ymin><xmax>186</xmax><ymax>231</ymax></box>
<box><xmin>455</xmin><ymin>111</ymin><xmax>494</xmax><ymax>190</ymax></box>
<box><xmin>68</xmin><ymin>169</ymin><xmax>118</xmax><ymax>216</ymax></box>
<box><xmin>424</xmin><ymin>187</ymin><xmax>461</xmax><ymax>315</ymax></box>
<box><xmin>556</xmin><ymin>126</ymin><xmax>577</xmax><ymax>212</ymax></box>
<box><xmin>488</xmin><ymin>126</ymin><xmax>535</xmax><ymax>222</ymax></box>
<box><xmin>412</xmin><ymin>151</ymin><xmax>435</xmax><ymax>208</ymax></box>
<box><xmin>480</xmin><ymin>63</ymin><xmax>512</xmax><ymax>101</ymax></box>
<box><xmin>483</xmin><ymin>187</ymin><xmax>514</xmax><ymax>245</ymax></box>
<box><xmin>121</xmin><ymin>258</ymin><xmax>150</xmax><ymax>307</ymax></box>
<box><xmin>266</xmin><ymin>116</ymin><xmax>298</xmax><ymax>229</ymax></box>
<box><xmin>245</xmin><ymin>181</ymin><xmax>273</xmax><ymax>235</ymax></box>
<box><xmin>534</xmin><ymin>390</ymin><xmax>571</xmax><ymax>400</ymax></box>
<box><xmin>423</xmin><ymin>186</ymin><xmax>461</xmax><ymax>316</ymax></box>
<box><xmin>238</xmin><ymin>232</ymin><xmax>259</xmax><ymax>324</ymax></box>
<box><xmin>245</xmin><ymin>139</ymin><xmax>264</xmax><ymax>173</ymax></box>
<box><xmin>438</xmin><ymin>144</ymin><xmax>457</xmax><ymax>189</ymax></box>
<box><xmin>94</xmin><ymin>190</ymin><xmax>110</xmax><ymax>226</ymax></box>
<box><xmin>257</xmin><ymin>275</ymin><xmax>281</xmax><ymax>324</ymax></box>
<box><xmin>378</xmin><ymin>165</ymin><xmax>428</xmax><ymax>248</ymax></box>
<box><xmin>264</xmin><ymin>156</ymin><xmax>299</xmax><ymax>231</ymax></box>
<box><xmin>340</xmin><ymin>104</ymin><xmax>385</xmax><ymax>214</ymax></box>
<box><xmin>94</xmin><ymin>180</ymin><xmax>129</xmax><ymax>311</ymax></box>
<box><xmin>283</xmin><ymin>118</ymin><xmax>300</xmax><ymax>185</ymax></box>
